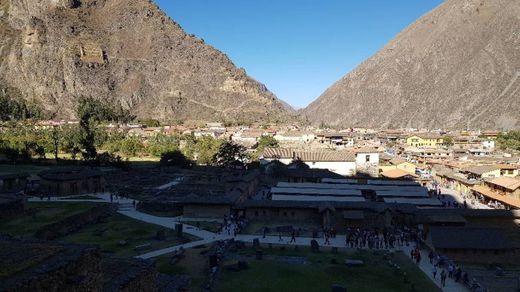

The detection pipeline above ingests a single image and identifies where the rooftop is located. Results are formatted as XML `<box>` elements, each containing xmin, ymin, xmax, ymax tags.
<box><xmin>462</xmin><ymin>165</ymin><xmax>499</xmax><ymax>175</ymax></box>
<box><xmin>471</xmin><ymin>185</ymin><xmax>520</xmax><ymax>209</ymax></box>
<box><xmin>487</xmin><ymin>176</ymin><xmax>520</xmax><ymax>191</ymax></box>
<box><xmin>429</xmin><ymin>227</ymin><xmax>512</xmax><ymax>250</ymax></box>
<box><xmin>263</xmin><ymin>148</ymin><xmax>356</xmax><ymax>162</ymax></box>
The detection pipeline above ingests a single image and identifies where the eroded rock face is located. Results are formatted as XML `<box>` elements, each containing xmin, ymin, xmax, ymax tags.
<box><xmin>303</xmin><ymin>0</ymin><xmax>520</xmax><ymax>130</ymax></box>
<box><xmin>0</xmin><ymin>0</ymin><xmax>293</xmax><ymax>122</ymax></box>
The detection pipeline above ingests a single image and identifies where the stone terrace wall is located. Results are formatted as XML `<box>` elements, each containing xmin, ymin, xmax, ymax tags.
<box><xmin>35</xmin><ymin>204</ymin><xmax>116</xmax><ymax>240</ymax></box>
<box><xmin>0</xmin><ymin>238</ymin><xmax>102</xmax><ymax>291</ymax></box>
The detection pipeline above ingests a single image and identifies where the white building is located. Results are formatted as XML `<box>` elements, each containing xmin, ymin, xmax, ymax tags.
<box><xmin>355</xmin><ymin>148</ymin><xmax>380</xmax><ymax>177</ymax></box>
<box><xmin>260</xmin><ymin>148</ymin><xmax>356</xmax><ymax>176</ymax></box>
<box><xmin>481</xmin><ymin>140</ymin><xmax>495</xmax><ymax>150</ymax></box>
<box><xmin>274</xmin><ymin>132</ymin><xmax>316</xmax><ymax>144</ymax></box>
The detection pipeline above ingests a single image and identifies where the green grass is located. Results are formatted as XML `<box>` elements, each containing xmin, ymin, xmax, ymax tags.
<box><xmin>0</xmin><ymin>202</ymin><xmax>199</xmax><ymax>258</ymax></box>
<box><xmin>155</xmin><ymin>247</ymin><xmax>210</xmax><ymax>291</ymax></box>
<box><xmin>61</xmin><ymin>195</ymin><xmax>102</xmax><ymax>200</ymax></box>
<box><xmin>217</xmin><ymin>248</ymin><xmax>440</xmax><ymax>292</ymax></box>
<box><xmin>180</xmin><ymin>221</ymin><xmax>221</xmax><ymax>233</ymax></box>
<box><xmin>0</xmin><ymin>202</ymin><xmax>97</xmax><ymax>236</ymax></box>
<box><xmin>62</xmin><ymin>214</ymin><xmax>199</xmax><ymax>257</ymax></box>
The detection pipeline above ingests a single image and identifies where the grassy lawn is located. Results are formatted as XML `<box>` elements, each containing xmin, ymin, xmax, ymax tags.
<box><xmin>0</xmin><ymin>202</ymin><xmax>98</xmax><ymax>236</ymax></box>
<box><xmin>62</xmin><ymin>214</ymin><xmax>199</xmax><ymax>257</ymax></box>
<box><xmin>0</xmin><ymin>202</ymin><xmax>200</xmax><ymax>258</ymax></box>
<box><xmin>217</xmin><ymin>248</ymin><xmax>440</xmax><ymax>292</ymax></box>
<box><xmin>61</xmin><ymin>195</ymin><xmax>103</xmax><ymax>200</ymax></box>
<box><xmin>139</xmin><ymin>209</ymin><xmax>183</xmax><ymax>218</ymax></box>
<box><xmin>180</xmin><ymin>221</ymin><xmax>221</xmax><ymax>233</ymax></box>
<box><xmin>155</xmin><ymin>246</ymin><xmax>211</xmax><ymax>291</ymax></box>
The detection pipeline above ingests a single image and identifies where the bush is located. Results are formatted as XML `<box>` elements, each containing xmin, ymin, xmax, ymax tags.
<box><xmin>160</xmin><ymin>150</ymin><xmax>192</xmax><ymax>168</ymax></box>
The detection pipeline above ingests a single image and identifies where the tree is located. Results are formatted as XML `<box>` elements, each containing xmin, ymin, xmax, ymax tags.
<box><xmin>195</xmin><ymin>136</ymin><xmax>224</xmax><ymax>165</ymax></box>
<box><xmin>119</xmin><ymin>137</ymin><xmax>144</xmax><ymax>157</ymax></box>
<box><xmin>96</xmin><ymin>152</ymin><xmax>130</xmax><ymax>170</ymax></box>
<box><xmin>51</xmin><ymin>127</ymin><xmax>60</xmax><ymax>163</ymax></box>
<box><xmin>443</xmin><ymin>136</ymin><xmax>454</xmax><ymax>146</ymax></box>
<box><xmin>146</xmin><ymin>134</ymin><xmax>180</xmax><ymax>157</ymax></box>
<box><xmin>140</xmin><ymin>119</ymin><xmax>161</xmax><ymax>127</ymax></box>
<box><xmin>76</xmin><ymin>97</ymin><xmax>134</xmax><ymax>160</ymax></box>
<box><xmin>0</xmin><ymin>88</ymin><xmax>41</xmax><ymax>121</ymax></box>
<box><xmin>257</xmin><ymin>135</ymin><xmax>279</xmax><ymax>150</ymax></box>
<box><xmin>213</xmin><ymin>141</ymin><xmax>248</xmax><ymax>167</ymax></box>
<box><xmin>289</xmin><ymin>158</ymin><xmax>309</xmax><ymax>170</ymax></box>
<box><xmin>160</xmin><ymin>150</ymin><xmax>192</xmax><ymax>168</ymax></box>
<box><xmin>497</xmin><ymin>131</ymin><xmax>520</xmax><ymax>151</ymax></box>
<box><xmin>61</xmin><ymin>125</ymin><xmax>83</xmax><ymax>160</ymax></box>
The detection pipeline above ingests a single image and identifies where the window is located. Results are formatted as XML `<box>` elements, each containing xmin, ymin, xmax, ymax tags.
<box><xmin>365</xmin><ymin>155</ymin><xmax>370</xmax><ymax>163</ymax></box>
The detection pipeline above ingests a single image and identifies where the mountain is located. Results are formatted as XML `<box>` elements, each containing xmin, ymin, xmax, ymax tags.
<box><xmin>0</xmin><ymin>0</ymin><xmax>293</xmax><ymax>123</ymax></box>
<box><xmin>303</xmin><ymin>0</ymin><xmax>520</xmax><ymax>130</ymax></box>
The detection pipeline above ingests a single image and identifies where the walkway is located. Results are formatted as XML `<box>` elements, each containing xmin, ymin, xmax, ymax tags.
<box><xmin>155</xmin><ymin>177</ymin><xmax>183</xmax><ymax>190</ymax></box>
<box><xmin>439</xmin><ymin>187</ymin><xmax>490</xmax><ymax>209</ymax></box>
<box><xmin>30</xmin><ymin>193</ymin><xmax>468</xmax><ymax>291</ymax></box>
<box><xmin>401</xmin><ymin>245</ymin><xmax>468</xmax><ymax>292</ymax></box>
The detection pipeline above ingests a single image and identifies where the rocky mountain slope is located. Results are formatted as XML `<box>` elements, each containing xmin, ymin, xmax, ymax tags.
<box><xmin>0</xmin><ymin>0</ymin><xmax>293</xmax><ymax>123</ymax></box>
<box><xmin>303</xmin><ymin>0</ymin><xmax>520</xmax><ymax>129</ymax></box>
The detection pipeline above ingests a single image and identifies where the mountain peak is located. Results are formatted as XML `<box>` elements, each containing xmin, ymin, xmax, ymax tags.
<box><xmin>302</xmin><ymin>0</ymin><xmax>520</xmax><ymax>130</ymax></box>
<box><xmin>0</xmin><ymin>0</ymin><xmax>294</xmax><ymax>123</ymax></box>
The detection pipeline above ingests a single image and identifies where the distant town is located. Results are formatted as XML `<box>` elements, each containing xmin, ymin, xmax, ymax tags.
<box><xmin>1</xmin><ymin>0</ymin><xmax>519</xmax><ymax>290</ymax></box>
<box><xmin>1</xmin><ymin>116</ymin><xmax>520</xmax><ymax>291</ymax></box>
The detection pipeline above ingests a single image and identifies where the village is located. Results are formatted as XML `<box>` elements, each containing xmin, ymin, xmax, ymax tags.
<box><xmin>1</xmin><ymin>120</ymin><xmax>520</xmax><ymax>291</ymax></box>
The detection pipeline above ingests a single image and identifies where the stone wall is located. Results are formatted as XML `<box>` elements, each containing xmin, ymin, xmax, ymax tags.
<box><xmin>0</xmin><ymin>238</ymin><xmax>103</xmax><ymax>291</ymax></box>
<box><xmin>0</xmin><ymin>194</ymin><xmax>26</xmax><ymax>220</ymax></box>
<box><xmin>0</xmin><ymin>237</ymin><xmax>189</xmax><ymax>291</ymax></box>
<box><xmin>245</xmin><ymin>207</ymin><xmax>321</xmax><ymax>225</ymax></box>
<box><xmin>35</xmin><ymin>204</ymin><xmax>116</xmax><ymax>240</ymax></box>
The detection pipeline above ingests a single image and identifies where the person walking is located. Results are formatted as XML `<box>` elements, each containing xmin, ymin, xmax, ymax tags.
<box><xmin>440</xmin><ymin>269</ymin><xmax>447</xmax><ymax>287</ymax></box>
<box><xmin>290</xmin><ymin>230</ymin><xmax>296</xmax><ymax>243</ymax></box>
<box><xmin>278</xmin><ymin>232</ymin><xmax>283</xmax><ymax>242</ymax></box>
<box><xmin>415</xmin><ymin>251</ymin><xmax>422</xmax><ymax>264</ymax></box>
<box><xmin>448</xmin><ymin>263</ymin><xmax>454</xmax><ymax>278</ymax></box>
<box><xmin>428</xmin><ymin>251</ymin><xmax>434</xmax><ymax>264</ymax></box>
<box><xmin>432</xmin><ymin>266</ymin><xmax>437</xmax><ymax>279</ymax></box>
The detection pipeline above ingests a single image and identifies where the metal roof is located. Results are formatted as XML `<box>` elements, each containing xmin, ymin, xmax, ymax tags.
<box><xmin>272</xmin><ymin>195</ymin><xmax>366</xmax><ymax>202</ymax></box>
<box><xmin>383</xmin><ymin>197</ymin><xmax>442</xmax><ymax>206</ymax></box>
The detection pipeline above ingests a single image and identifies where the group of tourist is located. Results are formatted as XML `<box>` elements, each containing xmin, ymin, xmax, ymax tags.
<box><xmin>217</xmin><ymin>214</ymin><xmax>246</xmax><ymax>237</ymax></box>
<box><xmin>423</xmin><ymin>250</ymin><xmax>484</xmax><ymax>291</ymax></box>
<box><xmin>345</xmin><ymin>227</ymin><xmax>419</xmax><ymax>250</ymax></box>
<box><xmin>429</xmin><ymin>181</ymin><xmax>469</xmax><ymax>209</ymax></box>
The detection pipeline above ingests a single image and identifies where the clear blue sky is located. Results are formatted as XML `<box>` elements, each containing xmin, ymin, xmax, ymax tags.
<box><xmin>155</xmin><ymin>0</ymin><xmax>444</xmax><ymax>109</ymax></box>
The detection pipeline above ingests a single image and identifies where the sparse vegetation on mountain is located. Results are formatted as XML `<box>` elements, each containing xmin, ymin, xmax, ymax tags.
<box><xmin>303</xmin><ymin>0</ymin><xmax>520</xmax><ymax>129</ymax></box>
<box><xmin>497</xmin><ymin>131</ymin><xmax>520</xmax><ymax>151</ymax></box>
<box><xmin>0</xmin><ymin>0</ymin><xmax>294</xmax><ymax>123</ymax></box>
